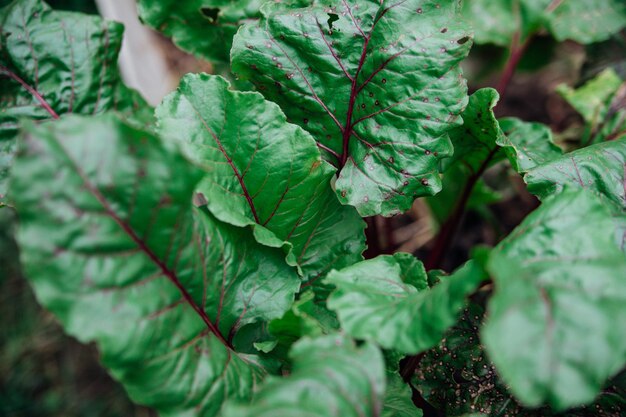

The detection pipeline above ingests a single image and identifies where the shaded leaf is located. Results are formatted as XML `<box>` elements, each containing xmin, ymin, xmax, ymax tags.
<box><xmin>156</xmin><ymin>74</ymin><xmax>365</xmax><ymax>282</ymax></box>
<box><xmin>326</xmin><ymin>253</ymin><xmax>486</xmax><ymax>354</ymax></box>
<box><xmin>462</xmin><ymin>0</ymin><xmax>626</xmax><ymax>47</ymax></box>
<box><xmin>231</xmin><ymin>0</ymin><xmax>472</xmax><ymax>216</ymax></box>
<box><xmin>557</xmin><ymin>69</ymin><xmax>626</xmax><ymax>145</ymax></box>
<box><xmin>222</xmin><ymin>334</ymin><xmax>391</xmax><ymax>417</ymax></box>
<box><xmin>10</xmin><ymin>115</ymin><xmax>301</xmax><ymax>417</ymax></box>
<box><xmin>427</xmin><ymin>88</ymin><xmax>504</xmax><ymax>224</ymax></box>
<box><xmin>136</xmin><ymin>0</ymin><xmax>310</xmax><ymax>63</ymax></box>
<box><xmin>497</xmin><ymin>117</ymin><xmax>563</xmax><ymax>173</ymax></box>
<box><xmin>0</xmin><ymin>0</ymin><xmax>151</xmax><ymax>202</ymax></box>
<box><xmin>482</xmin><ymin>188</ymin><xmax>626</xmax><ymax>410</ymax></box>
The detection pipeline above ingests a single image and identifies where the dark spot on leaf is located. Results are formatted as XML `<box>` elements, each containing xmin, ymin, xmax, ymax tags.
<box><xmin>403</xmin><ymin>181</ymin><xmax>409</xmax><ymax>186</ymax></box>
<box><xmin>388</xmin><ymin>157</ymin><xmax>394</xmax><ymax>163</ymax></box>
<box><xmin>327</xmin><ymin>13</ymin><xmax>339</xmax><ymax>31</ymax></box>
<box><xmin>457</xmin><ymin>36</ymin><xmax>470</xmax><ymax>45</ymax></box>
<box><xmin>200</xmin><ymin>7</ymin><xmax>220</xmax><ymax>23</ymax></box>
<box><xmin>381</xmin><ymin>78</ymin><xmax>387</xmax><ymax>84</ymax></box>
<box><xmin>369</xmin><ymin>92</ymin><xmax>374</xmax><ymax>97</ymax></box>
<box><xmin>421</xmin><ymin>178</ymin><xmax>429</xmax><ymax>186</ymax></box>
<box><xmin>361</xmin><ymin>103</ymin><xmax>366</xmax><ymax>109</ymax></box>
<box><xmin>425</xmin><ymin>150</ymin><xmax>431</xmax><ymax>155</ymax></box>
<box><xmin>341</xmin><ymin>190</ymin><xmax>346</xmax><ymax>197</ymax></box>
<box><xmin>417</xmin><ymin>8</ymin><xmax>423</xmax><ymax>14</ymax></box>
<box><xmin>441</xmin><ymin>28</ymin><xmax>448</xmax><ymax>33</ymax></box>
<box><xmin>246</xmin><ymin>44</ymin><xmax>254</xmax><ymax>50</ymax></box>
<box><xmin>303</xmin><ymin>118</ymin><xmax>309</xmax><ymax>124</ymax></box>
<box><xmin>375</xmin><ymin>100</ymin><xmax>380</xmax><ymax>106</ymax></box>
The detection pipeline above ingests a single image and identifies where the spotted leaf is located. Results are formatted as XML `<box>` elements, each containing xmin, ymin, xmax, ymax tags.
<box><xmin>231</xmin><ymin>0</ymin><xmax>472</xmax><ymax>216</ymax></box>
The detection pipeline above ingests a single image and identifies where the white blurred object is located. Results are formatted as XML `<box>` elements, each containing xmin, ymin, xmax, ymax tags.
<box><xmin>94</xmin><ymin>0</ymin><xmax>174</xmax><ymax>105</ymax></box>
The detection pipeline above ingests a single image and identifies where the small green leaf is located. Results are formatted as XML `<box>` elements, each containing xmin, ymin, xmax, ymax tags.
<box><xmin>222</xmin><ymin>334</ymin><xmax>392</xmax><ymax>417</ymax></box>
<box><xmin>11</xmin><ymin>115</ymin><xmax>301</xmax><ymax>417</ymax></box>
<box><xmin>482</xmin><ymin>188</ymin><xmax>626</xmax><ymax>410</ymax></box>
<box><xmin>557</xmin><ymin>69</ymin><xmax>626</xmax><ymax>144</ymax></box>
<box><xmin>497</xmin><ymin>117</ymin><xmax>563</xmax><ymax>173</ymax></box>
<box><xmin>156</xmin><ymin>74</ymin><xmax>365</xmax><ymax>282</ymax></box>
<box><xmin>0</xmin><ymin>0</ymin><xmax>151</xmax><ymax>203</ymax></box>
<box><xmin>462</xmin><ymin>0</ymin><xmax>626</xmax><ymax>46</ymax></box>
<box><xmin>232</xmin><ymin>0</ymin><xmax>472</xmax><ymax>216</ymax></box>
<box><xmin>326</xmin><ymin>253</ymin><xmax>486</xmax><ymax>354</ymax></box>
<box><xmin>136</xmin><ymin>0</ymin><xmax>309</xmax><ymax>63</ymax></box>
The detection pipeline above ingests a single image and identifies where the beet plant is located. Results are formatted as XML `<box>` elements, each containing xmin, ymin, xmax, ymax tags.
<box><xmin>1</xmin><ymin>0</ymin><xmax>626</xmax><ymax>416</ymax></box>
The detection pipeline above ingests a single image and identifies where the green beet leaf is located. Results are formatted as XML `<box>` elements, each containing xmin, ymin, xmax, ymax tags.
<box><xmin>383</xmin><ymin>371</ymin><xmax>423</xmax><ymax>417</ymax></box>
<box><xmin>137</xmin><ymin>0</ymin><xmax>310</xmax><ymax>63</ymax></box>
<box><xmin>482</xmin><ymin>188</ymin><xmax>626</xmax><ymax>410</ymax></box>
<box><xmin>10</xmin><ymin>115</ymin><xmax>302</xmax><ymax>417</ymax></box>
<box><xmin>326</xmin><ymin>253</ymin><xmax>486</xmax><ymax>354</ymax></box>
<box><xmin>497</xmin><ymin>117</ymin><xmax>563</xmax><ymax>174</ymax></box>
<box><xmin>426</xmin><ymin>88</ymin><xmax>504</xmax><ymax>224</ymax></box>
<box><xmin>524</xmin><ymin>138</ymin><xmax>626</xmax><ymax>211</ymax></box>
<box><xmin>231</xmin><ymin>0</ymin><xmax>472</xmax><ymax>216</ymax></box>
<box><xmin>557</xmin><ymin>68</ymin><xmax>626</xmax><ymax>145</ymax></box>
<box><xmin>463</xmin><ymin>0</ymin><xmax>626</xmax><ymax>47</ymax></box>
<box><xmin>156</xmin><ymin>74</ymin><xmax>365</xmax><ymax>283</ymax></box>
<box><xmin>223</xmin><ymin>334</ymin><xmax>417</xmax><ymax>417</ymax></box>
<box><xmin>0</xmin><ymin>0</ymin><xmax>151</xmax><ymax>204</ymax></box>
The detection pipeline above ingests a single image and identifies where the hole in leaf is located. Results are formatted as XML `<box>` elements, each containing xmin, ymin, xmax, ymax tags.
<box><xmin>327</xmin><ymin>13</ymin><xmax>339</xmax><ymax>31</ymax></box>
<box><xmin>200</xmin><ymin>7</ymin><xmax>220</xmax><ymax>23</ymax></box>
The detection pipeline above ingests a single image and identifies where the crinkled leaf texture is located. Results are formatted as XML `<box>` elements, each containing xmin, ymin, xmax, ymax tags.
<box><xmin>10</xmin><ymin>115</ymin><xmax>301</xmax><ymax>417</ymax></box>
<box><xmin>326</xmin><ymin>253</ymin><xmax>486</xmax><ymax>354</ymax></box>
<box><xmin>427</xmin><ymin>88</ymin><xmax>504</xmax><ymax>223</ymax></box>
<box><xmin>0</xmin><ymin>0</ymin><xmax>150</xmax><ymax>203</ymax></box>
<box><xmin>482</xmin><ymin>188</ymin><xmax>626</xmax><ymax>410</ymax></box>
<box><xmin>524</xmin><ymin>139</ymin><xmax>626</xmax><ymax>211</ymax></box>
<box><xmin>557</xmin><ymin>69</ymin><xmax>626</xmax><ymax>144</ymax></box>
<box><xmin>497</xmin><ymin>117</ymin><xmax>563</xmax><ymax>174</ymax></box>
<box><xmin>223</xmin><ymin>334</ymin><xmax>419</xmax><ymax>417</ymax></box>
<box><xmin>137</xmin><ymin>0</ymin><xmax>310</xmax><ymax>63</ymax></box>
<box><xmin>462</xmin><ymin>0</ymin><xmax>626</xmax><ymax>46</ymax></box>
<box><xmin>231</xmin><ymin>0</ymin><xmax>472</xmax><ymax>216</ymax></box>
<box><xmin>156</xmin><ymin>74</ymin><xmax>365</xmax><ymax>283</ymax></box>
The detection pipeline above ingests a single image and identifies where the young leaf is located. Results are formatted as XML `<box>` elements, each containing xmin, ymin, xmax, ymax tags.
<box><xmin>136</xmin><ymin>0</ymin><xmax>310</xmax><ymax>63</ymax></box>
<box><xmin>0</xmin><ymin>0</ymin><xmax>150</xmax><ymax>203</ymax></box>
<box><xmin>497</xmin><ymin>117</ymin><xmax>563</xmax><ymax>174</ymax></box>
<box><xmin>326</xmin><ymin>253</ymin><xmax>486</xmax><ymax>354</ymax></box>
<box><xmin>463</xmin><ymin>0</ymin><xmax>626</xmax><ymax>47</ymax></box>
<box><xmin>222</xmin><ymin>334</ymin><xmax>415</xmax><ymax>417</ymax></box>
<box><xmin>10</xmin><ymin>115</ymin><xmax>301</xmax><ymax>417</ymax></box>
<box><xmin>231</xmin><ymin>0</ymin><xmax>472</xmax><ymax>216</ymax></box>
<box><xmin>557</xmin><ymin>69</ymin><xmax>626</xmax><ymax>144</ymax></box>
<box><xmin>156</xmin><ymin>74</ymin><xmax>365</xmax><ymax>282</ymax></box>
<box><xmin>482</xmin><ymin>188</ymin><xmax>626</xmax><ymax>410</ymax></box>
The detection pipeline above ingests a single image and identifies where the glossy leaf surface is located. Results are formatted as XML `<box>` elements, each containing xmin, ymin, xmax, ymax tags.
<box><xmin>326</xmin><ymin>253</ymin><xmax>486</xmax><ymax>354</ymax></box>
<box><xmin>482</xmin><ymin>189</ymin><xmax>626</xmax><ymax>409</ymax></box>
<box><xmin>156</xmin><ymin>74</ymin><xmax>365</xmax><ymax>282</ymax></box>
<box><xmin>232</xmin><ymin>0</ymin><xmax>472</xmax><ymax>216</ymax></box>
<box><xmin>223</xmin><ymin>334</ymin><xmax>410</xmax><ymax>417</ymax></box>
<box><xmin>10</xmin><ymin>115</ymin><xmax>301</xmax><ymax>417</ymax></box>
<box><xmin>0</xmin><ymin>0</ymin><xmax>150</xmax><ymax>202</ymax></box>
